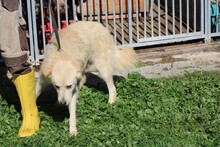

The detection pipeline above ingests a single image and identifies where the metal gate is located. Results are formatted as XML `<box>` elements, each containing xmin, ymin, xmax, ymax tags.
<box><xmin>21</xmin><ymin>0</ymin><xmax>220</xmax><ymax>65</ymax></box>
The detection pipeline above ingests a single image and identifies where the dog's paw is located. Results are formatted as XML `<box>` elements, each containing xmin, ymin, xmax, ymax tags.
<box><xmin>108</xmin><ymin>94</ymin><xmax>117</xmax><ymax>104</ymax></box>
<box><xmin>70</xmin><ymin>127</ymin><xmax>77</xmax><ymax>136</ymax></box>
<box><xmin>108</xmin><ymin>98</ymin><xmax>116</xmax><ymax>104</ymax></box>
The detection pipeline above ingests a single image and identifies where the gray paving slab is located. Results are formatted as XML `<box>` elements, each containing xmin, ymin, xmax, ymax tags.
<box><xmin>133</xmin><ymin>51</ymin><xmax>220</xmax><ymax>79</ymax></box>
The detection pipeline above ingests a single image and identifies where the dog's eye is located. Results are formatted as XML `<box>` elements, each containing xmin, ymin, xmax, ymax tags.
<box><xmin>54</xmin><ymin>85</ymin><xmax>60</xmax><ymax>89</ymax></box>
<box><xmin>66</xmin><ymin>85</ymin><xmax>72</xmax><ymax>89</ymax></box>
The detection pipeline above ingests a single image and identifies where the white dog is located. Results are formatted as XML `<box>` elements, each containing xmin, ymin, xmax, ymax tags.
<box><xmin>36</xmin><ymin>21</ymin><xmax>138</xmax><ymax>136</ymax></box>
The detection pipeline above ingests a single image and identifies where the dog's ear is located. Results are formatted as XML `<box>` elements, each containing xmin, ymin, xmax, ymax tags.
<box><xmin>72</xmin><ymin>59</ymin><xmax>84</xmax><ymax>78</ymax></box>
<box><xmin>40</xmin><ymin>43</ymin><xmax>58</xmax><ymax>77</ymax></box>
<box><xmin>72</xmin><ymin>59</ymin><xmax>84</xmax><ymax>71</ymax></box>
<box><xmin>40</xmin><ymin>59</ymin><xmax>53</xmax><ymax>77</ymax></box>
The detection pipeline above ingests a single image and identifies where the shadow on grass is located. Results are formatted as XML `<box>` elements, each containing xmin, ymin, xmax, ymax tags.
<box><xmin>0</xmin><ymin>64</ymin><xmax>124</xmax><ymax>122</ymax></box>
<box><xmin>37</xmin><ymin>72</ymin><xmax>124</xmax><ymax>122</ymax></box>
<box><xmin>85</xmin><ymin>72</ymin><xmax>124</xmax><ymax>92</ymax></box>
<box><xmin>0</xmin><ymin>63</ymin><xmax>21</xmax><ymax>113</ymax></box>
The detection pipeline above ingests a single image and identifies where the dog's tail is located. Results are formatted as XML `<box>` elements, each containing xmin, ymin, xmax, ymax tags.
<box><xmin>113</xmin><ymin>46</ymin><xmax>138</xmax><ymax>76</ymax></box>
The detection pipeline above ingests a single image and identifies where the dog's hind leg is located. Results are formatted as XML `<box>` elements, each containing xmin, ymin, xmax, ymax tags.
<box><xmin>105</xmin><ymin>77</ymin><xmax>116</xmax><ymax>104</ymax></box>
<box><xmin>98</xmin><ymin>71</ymin><xmax>116</xmax><ymax>104</ymax></box>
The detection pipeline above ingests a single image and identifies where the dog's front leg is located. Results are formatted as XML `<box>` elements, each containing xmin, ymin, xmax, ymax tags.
<box><xmin>36</xmin><ymin>73</ymin><xmax>51</xmax><ymax>98</ymax></box>
<box><xmin>68</xmin><ymin>89</ymin><xmax>78</xmax><ymax>136</ymax></box>
<box><xmin>36</xmin><ymin>73</ymin><xmax>45</xmax><ymax>98</ymax></box>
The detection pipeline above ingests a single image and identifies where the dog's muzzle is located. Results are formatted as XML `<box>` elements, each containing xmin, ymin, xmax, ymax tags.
<box><xmin>59</xmin><ymin>97</ymin><xmax>68</xmax><ymax>106</ymax></box>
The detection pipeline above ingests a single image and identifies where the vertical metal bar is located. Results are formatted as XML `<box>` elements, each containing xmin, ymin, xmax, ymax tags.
<box><xmin>179</xmin><ymin>0</ymin><xmax>182</xmax><ymax>34</ymax></box>
<box><xmin>19</xmin><ymin>0</ymin><xmax>22</xmax><ymax>17</ymax></box>
<box><xmin>31</xmin><ymin>0</ymin><xmax>39</xmax><ymax>64</ymax></box>
<box><xmin>144</xmin><ymin>0</ymin><xmax>147</xmax><ymax>38</ymax></box>
<box><xmin>205</xmin><ymin>0</ymin><xmax>211</xmax><ymax>42</ymax></box>
<box><xmin>57</xmin><ymin>0</ymin><xmax>61</xmax><ymax>29</ymax></box>
<box><xmin>26</xmin><ymin>0</ymin><xmax>35</xmax><ymax>62</ymax></box>
<box><xmin>65</xmin><ymin>0</ymin><xmax>69</xmax><ymax>26</ymax></box>
<box><xmin>128</xmin><ymin>0</ymin><xmax>132</xmax><ymax>45</ymax></box>
<box><xmin>151</xmin><ymin>0</ymin><xmax>154</xmax><ymax>37</ymax></box>
<box><xmin>81</xmin><ymin>0</ymin><xmax>84</xmax><ymax>21</ymax></box>
<box><xmin>49</xmin><ymin>0</ymin><xmax>53</xmax><ymax>33</ymax></box>
<box><xmin>104</xmin><ymin>0</ymin><xmax>108</xmax><ymax>28</ymax></box>
<box><xmin>201</xmin><ymin>0</ymin><xmax>204</xmax><ymax>33</ymax></box>
<box><xmin>73</xmin><ymin>0</ymin><xmax>77</xmax><ymax>22</ymax></box>
<box><xmin>112</xmin><ymin>0</ymin><xmax>116</xmax><ymax>44</ymax></box>
<box><xmin>97</xmin><ymin>0</ymin><xmax>101</xmax><ymax>23</ymax></box>
<box><xmin>194</xmin><ymin>0</ymin><xmax>196</xmax><ymax>32</ymax></box>
<box><xmin>120</xmin><ymin>0</ymin><xmax>125</xmax><ymax>45</ymax></box>
<box><xmin>89</xmin><ymin>0</ymin><xmax>93</xmax><ymax>20</ymax></box>
<box><xmin>187</xmin><ymin>0</ymin><xmax>189</xmax><ymax>33</ymax></box>
<box><xmin>217</xmin><ymin>0</ymin><xmax>219</xmax><ymax>32</ymax></box>
<box><xmin>40</xmin><ymin>0</ymin><xmax>46</xmax><ymax>51</ymax></box>
<box><xmin>158</xmin><ymin>0</ymin><xmax>161</xmax><ymax>36</ymax></box>
<box><xmin>165</xmin><ymin>0</ymin><xmax>168</xmax><ymax>35</ymax></box>
<box><xmin>136</xmin><ymin>0</ymin><xmax>139</xmax><ymax>43</ymax></box>
<box><xmin>172</xmin><ymin>0</ymin><xmax>175</xmax><ymax>35</ymax></box>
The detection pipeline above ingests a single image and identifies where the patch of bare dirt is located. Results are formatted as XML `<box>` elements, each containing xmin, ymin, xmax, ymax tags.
<box><xmin>134</xmin><ymin>42</ymin><xmax>220</xmax><ymax>78</ymax></box>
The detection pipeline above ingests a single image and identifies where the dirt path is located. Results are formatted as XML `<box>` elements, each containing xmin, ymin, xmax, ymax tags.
<box><xmin>133</xmin><ymin>42</ymin><xmax>220</xmax><ymax>79</ymax></box>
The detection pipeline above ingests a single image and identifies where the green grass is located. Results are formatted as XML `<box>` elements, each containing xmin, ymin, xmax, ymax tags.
<box><xmin>0</xmin><ymin>72</ymin><xmax>220</xmax><ymax>146</ymax></box>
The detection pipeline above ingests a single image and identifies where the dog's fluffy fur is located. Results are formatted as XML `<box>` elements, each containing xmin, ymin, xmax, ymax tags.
<box><xmin>36</xmin><ymin>21</ymin><xmax>138</xmax><ymax>136</ymax></box>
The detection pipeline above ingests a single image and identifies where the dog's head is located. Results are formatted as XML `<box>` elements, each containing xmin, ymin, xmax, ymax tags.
<box><xmin>41</xmin><ymin>46</ymin><xmax>84</xmax><ymax>105</ymax></box>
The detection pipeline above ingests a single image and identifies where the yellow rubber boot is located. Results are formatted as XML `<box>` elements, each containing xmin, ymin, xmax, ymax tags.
<box><xmin>13</xmin><ymin>69</ymin><xmax>40</xmax><ymax>137</ymax></box>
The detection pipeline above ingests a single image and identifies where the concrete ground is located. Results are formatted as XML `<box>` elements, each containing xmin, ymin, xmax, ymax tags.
<box><xmin>133</xmin><ymin>41</ymin><xmax>220</xmax><ymax>79</ymax></box>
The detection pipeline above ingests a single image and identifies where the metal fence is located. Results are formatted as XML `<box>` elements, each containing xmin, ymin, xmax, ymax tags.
<box><xmin>21</xmin><ymin>0</ymin><xmax>220</xmax><ymax>65</ymax></box>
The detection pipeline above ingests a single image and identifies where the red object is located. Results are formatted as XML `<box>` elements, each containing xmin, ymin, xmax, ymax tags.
<box><xmin>43</xmin><ymin>20</ymin><xmax>74</xmax><ymax>43</ymax></box>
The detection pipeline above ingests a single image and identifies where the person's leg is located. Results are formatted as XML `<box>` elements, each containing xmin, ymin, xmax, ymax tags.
<box><xmin>13</xmin><ymin>69</ymin><xmax>40</xmax><ymax>137</ymax></box>
<box><xmin>0</xmin><ymin>0</ymin><xmax>39</xmax><ymax>137</ymax></box>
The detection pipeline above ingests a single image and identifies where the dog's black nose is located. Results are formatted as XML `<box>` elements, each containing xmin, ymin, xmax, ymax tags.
<box><xmin>59</xmin><ymin>99</ymin><xmax>67</xmax><ymax>106</ymax></box>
